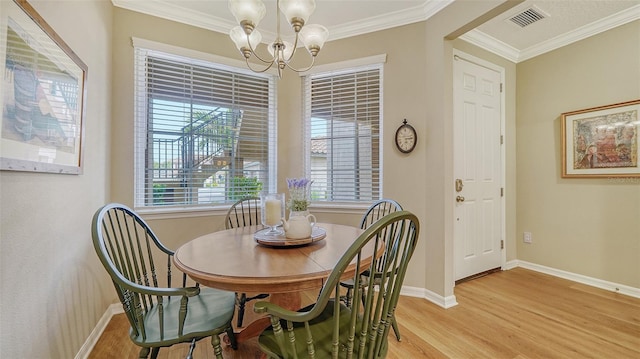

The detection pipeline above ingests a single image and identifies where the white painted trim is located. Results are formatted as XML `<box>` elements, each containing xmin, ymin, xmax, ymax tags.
<box><xmin>130</xmin><ymin>37</ymin><xmax>276</xmax><ymax>77</ymax></box>
<box><xmin>518</xmin><ymin>4</ymin><xmax>640</xmax><ymax>62</ymax></box>
<box><xmin>504</xmin><ymin>259</ymin><xmax>519</xmax><ymax>270</ymax></box>
<box><xmin>114</xmin><ymin>0</ymin><xmax>454</xmax><ymax>43</ymax></box>
<box><xmin>113</xmin><ymin>0</ymin><xmax>235</xmax><ymax>35</ymax></box>
<box><xmin>515</xmin><ymin>260</ymin><xmax>640</xmax><ymax>299</ymax></box>
<box><xmin>298</xmin><ymin>54</ymin><xmax>387</xmax><ymax>77</ymax></box>
<box><xmin>460</xmin><ymin>5</ymin><xmax>640</xmax><ymax>63</ymax></box>
<box><xmin>118</xmin><ymin>0</ymin><xmax>637</xmax><ymax>64</ymax></box>
<box><xmin>459</xmin><ymin>30</ymin><xmax>520</xmax><ymax>63</ymax></box>
<box><xmin>136</xmin><ymin>206</ymin><xmax>229</xmax><ymax>220</ymax></box>
<box><xmin>75</xmin><ymin>304</ymin><xmax>123</xmax><ymax>359</ymax></box>
<box><xmin>401</xmin><ymin>285</ymin><xmax>459</xmax><ymax>309</ymax></box>
<box><xmin>328</xmin><ymin>0</ymin><xmax>454</xmax><ymax>41</ymax></box>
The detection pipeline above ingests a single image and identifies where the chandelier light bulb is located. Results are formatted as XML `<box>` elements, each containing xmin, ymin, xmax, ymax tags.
<box><xmin>299</xmin><ymin>24</ymin><xmax>328</xmax><ymax>56</ymax></box>
<box><xmin>268</xmin><ymin>40</ymin><xmax>295</xmax><ymax>61</ymax></box>
<box><xmin>279</xmin><ymin>0</ymin><xmax>316</xmax><ymax>31</ymax></box>
<box><xmin>228</xmin><ymin>0</ymin><xmax>266</xmax><ymax>32</ymax></box>
<box><xmin>230</xmin><ymin>26</ymin><xmax>262</xmax><ymax>57</ymax></box>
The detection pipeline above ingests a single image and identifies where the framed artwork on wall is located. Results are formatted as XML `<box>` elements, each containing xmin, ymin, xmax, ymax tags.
<box><xmin>0</xmin><ymin>0</ymin><xmax>87</xmax><ymax>174</ymax></box>
<box><xmin>561</xmin><ymin>99</ymin><xmax>640</xmax><ymax>178</ymax></box>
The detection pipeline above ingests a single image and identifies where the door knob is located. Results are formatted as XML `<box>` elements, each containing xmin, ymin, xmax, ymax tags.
<box><xmin>456</xmin><ymin>196</ymin><xmax>465</xmax><ymax>202</ymax></box>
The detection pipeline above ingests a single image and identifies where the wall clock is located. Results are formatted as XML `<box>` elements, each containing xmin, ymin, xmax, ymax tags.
<box><xmin>395</xmin><ymin>119</ymin><xmax>417</xmax><ymax>153</ymax></box>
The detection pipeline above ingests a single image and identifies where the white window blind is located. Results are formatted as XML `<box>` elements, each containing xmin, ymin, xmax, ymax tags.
<box><xmin>133</xmin><ymin>47</ymin><xmax>276</xmax><ymax>209</ymax></box>
<box><xmin>303</xmin><ymin>65</ymin><xmax>382</xmax><ymax>203</ymax></box>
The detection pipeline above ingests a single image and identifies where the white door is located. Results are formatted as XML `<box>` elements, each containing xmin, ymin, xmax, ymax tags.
<box><xmin>453</xmin><ymin>51</ymin><xmax>503</xmax><ymax>281</ymax></box>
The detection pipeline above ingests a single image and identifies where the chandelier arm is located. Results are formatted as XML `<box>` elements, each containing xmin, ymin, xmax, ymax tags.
<box><xmin>283</xmin><ymin>55</ymin><xmax>316</xmax><ymax>73</ymax></box>
<box><xmin>245</xmin><ymin>33</ymin><xmax>276</xmax><ymax>65</ymax></box>
<box><xmin>244</xmin><ymin>57</ymin><xmax>276</xmax><ymax>74</ymax></box>
<box><xmin>284</xmin><ymin>33</ymin><xmax>301</xmax><ymax>63</ymax></box>
<box><xmin>230</xmin><ymin>0</ymin><xmax>324</xmax><ymax>78</ymax></box>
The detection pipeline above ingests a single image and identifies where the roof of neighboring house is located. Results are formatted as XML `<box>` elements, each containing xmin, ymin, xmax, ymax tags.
<box><xmin>311</xmin><ymin>137</ymin><xmax>327</xmax><ymax>155</ymax></box>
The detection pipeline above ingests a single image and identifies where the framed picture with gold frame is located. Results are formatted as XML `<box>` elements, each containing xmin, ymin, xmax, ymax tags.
<box><xmin>561</xmin><ymin>99</ymin><xmax>640</xmax><ymax>178</ymax></box>
<box><xmin>1</xmin><ymin>0</ymin><xmax>87</xmax><ymax>174</ymax></box>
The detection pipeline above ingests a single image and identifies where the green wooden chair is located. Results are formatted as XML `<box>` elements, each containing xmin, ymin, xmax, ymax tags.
<box><xmin>92</xmin><ymin>203</ymin><xmax>237</xmax><ymax>359</ymax></box>
<box><xmin>254</xmin><ymin>210</ymin><xmax>420</xmax><ymax>358</ymax></box>
<box><xmin>224</xmin><ymin>197</ymin><xmax>269</xmax><ymax>327</ymax></box>
<box><xmin>339</xmin><ymin>198</ymin><xmax>403</xmax><ymax>341</ymax></box>
<box><xmin>225</xmin><ymin>196</ymin><xmax>261</xmax><ymax>229</ymax></box>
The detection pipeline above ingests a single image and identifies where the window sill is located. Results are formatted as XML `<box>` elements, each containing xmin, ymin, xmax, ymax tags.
<box><xmin>135</xmin><ymin>202</ymin><xmax>372</xmax><ymax>220</ymax></box>
<box><xmin>135</xmin><ymin>205</ymin><xmax>229</xmax><ymax>220</ymax></box>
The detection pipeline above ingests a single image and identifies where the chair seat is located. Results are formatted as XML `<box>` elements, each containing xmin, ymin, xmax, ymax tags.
<box><xmin>132</xmin><ymin>287</ymin><xmax>236</xmax><ymax>347</ymax></box>
<box><xmin>258</xmin><ymin>301</ymin><xmax>387</xmax><ymax>358</ymax></box>
<box><xmin>258</xmin><ymin>301</ymin><xmax>350</xmax><ymax>357</ymax></box>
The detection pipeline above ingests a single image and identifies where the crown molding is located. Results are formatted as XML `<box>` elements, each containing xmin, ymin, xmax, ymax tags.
<box><xmin>112</xmin><ymin>0</ymin><xmax>235</xmax><ymax>34</ymax></box>
<box><xmin>329</xmin><ymin>0</ymin><xmax>454</xmax><ymax>41</ymax></box>
<box><xmin>461</xmin><ymin>4</ymin><xmax>640</xmax><ymax>63</ymax></box>
<box><xmin>518</xmin><ymin>4</ymin><xmax>640</xmax><ymax>62</ymax></box>
<box><xmin>459</xmin><ymin>30</ymin><xmax>520</xmax><ymax>63</ymax></box>
<box><xmin>112</xmin><ymin>0</ymin><xmax>453</xmax><ymax>43</ymax></box>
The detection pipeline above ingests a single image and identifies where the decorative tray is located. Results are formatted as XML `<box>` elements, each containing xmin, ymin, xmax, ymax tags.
<box><xmin>254</xmin><ymin>227</ymin><xmax>327</xmax><ymax>247</ymax></box>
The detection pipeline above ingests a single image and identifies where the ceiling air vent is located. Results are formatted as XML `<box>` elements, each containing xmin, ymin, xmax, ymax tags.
<box><xmin>508</xmin><ymin>7</ymin><xmax>547</xmax><ymax>28</ymax></box>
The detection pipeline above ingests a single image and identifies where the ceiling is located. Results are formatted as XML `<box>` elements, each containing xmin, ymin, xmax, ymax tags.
<box><xmin>112</xmin><ymin>0</ymin><xmax>640</xmax><ymax>63</ymax></box>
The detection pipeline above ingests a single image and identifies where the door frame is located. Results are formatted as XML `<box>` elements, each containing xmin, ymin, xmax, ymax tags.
<box><xmin>452</xmin><ymin>49</ymin><xmax>507</xmax><ymax>282</ymax></box>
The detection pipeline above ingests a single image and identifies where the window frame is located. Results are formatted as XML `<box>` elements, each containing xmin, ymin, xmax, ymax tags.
<box><xmin>132</xmin><ymin>38</ymin><xmax>277</xmax><ymax>215</ymax></box>
<box><xmin>301</xmin><ymin>56</ymin><xmax>386</xmax><ymax>209</ymax></box>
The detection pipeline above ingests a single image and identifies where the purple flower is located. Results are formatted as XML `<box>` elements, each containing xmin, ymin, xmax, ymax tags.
<box><xmin>286</xmin><ymin>177</ymin><xmax>312</xmax><ymax>189</ymax></box>
<box><xmin>286</xmin><ymin>177</ymin><xmax>313</xmax><ymax>211</ymax></box>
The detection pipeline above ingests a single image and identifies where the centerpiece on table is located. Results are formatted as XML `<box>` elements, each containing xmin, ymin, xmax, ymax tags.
<box><xmin>286</xmin><ymin>177</ymin><xmax>313</xmax><ymax>214</ymax></box>
<box><xmin>282</xmin><ymin>177</ymin><xmax>317</xmax><ymax>239</ymax></box>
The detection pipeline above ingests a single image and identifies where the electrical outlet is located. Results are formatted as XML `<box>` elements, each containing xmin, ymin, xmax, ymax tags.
<box><xmin>523</xmin><ymin>232</ymin><xmax>532</xmax><ymax>243</ymax></box>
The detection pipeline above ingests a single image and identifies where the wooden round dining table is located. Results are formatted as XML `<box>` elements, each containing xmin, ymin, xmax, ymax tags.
<box><xmin>173</xmin><ymin>223</ymin><xmax>366</xmax><ymax>342</ymax></box>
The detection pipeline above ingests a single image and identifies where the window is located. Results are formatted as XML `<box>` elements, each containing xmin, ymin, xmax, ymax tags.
<box><xmin>134</xmin><ymin>45</ymin><xmax>276</xmax><ymax>209</ymax></box>
<box><xmin>303</xmin><ymin>64</ymin><xmax>382</xmax><ymax>203</ymax></box>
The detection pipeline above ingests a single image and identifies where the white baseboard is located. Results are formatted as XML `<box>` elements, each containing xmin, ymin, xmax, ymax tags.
<box><xmin>75</xmin><ymin>304</ymin><xmax>123</xmax><ymax>359</ymax></box>
<box><xmin>400</xmin><ymin>285</ymin><xmax>458</xmax><ymax>308</ymax></box>
<box><xmin>514</xmin><ymin>260</ymin><xmax>640</xmax><ymax>299</ymax></box>
<box><xmin>400</xmin><ymin>259</ymin><xmax>639</xmax><ymax>311</ymax></box>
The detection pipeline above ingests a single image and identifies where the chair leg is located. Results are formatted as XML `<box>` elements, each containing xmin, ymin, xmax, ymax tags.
<box><xmin>186</xmin><ymin>338</ymin><xmax>196</xmax><ymax>359</ymax></box>
<box><xmin>237</xmin><ymin>293</ymin><xmax>247</xmax><ymax>327</ymax></box>
<box><xmin>212</xmin><ymin>332</ymin><xmax>224</xmax><ymax>359</ymax></box>
<box><xmin>344</xmin><ymin>287</ymin><xmax>353</xmax><ymax>307</ymax></box>
<box><xmin>226</xmin><ymin>325</ymin><xmax>238</xmax><ymax>350</ymax></box>
<box><xmin>150</xmin><ymin>347</ymin><xmax>160</xmax><ymax>359</ymax></box>
<box><xmin>138</xmin><ymin>347</ymin><xmax>150</xmax><ymax>358</ymax></box>
<box><xmin>391</xmin><ymin>314</ymin><xmax>401</xmax><ymax>341</ymax></box>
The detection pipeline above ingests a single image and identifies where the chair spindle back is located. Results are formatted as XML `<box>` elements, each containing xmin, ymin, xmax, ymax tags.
<box><xmin>92</xmin><ymin>204</ymin><xmax>186</xmax><ymax>339</ymax></box>
<box><xmin>225</xmin><ymin>197</ymin><xmax>261</xmax><ymax>229</ymax></box>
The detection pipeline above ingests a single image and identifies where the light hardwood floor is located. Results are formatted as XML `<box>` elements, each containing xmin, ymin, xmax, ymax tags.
<box><xmin>89</xmin><ymin>268</ymin><xmax>640</xmax><ymax>358</ymax></box>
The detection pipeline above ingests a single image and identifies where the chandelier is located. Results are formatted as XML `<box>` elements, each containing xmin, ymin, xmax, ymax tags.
<box><xmin>228</xmin><ymin>0</ymin><xmax>329</xmax><ymax>78</ymax></box>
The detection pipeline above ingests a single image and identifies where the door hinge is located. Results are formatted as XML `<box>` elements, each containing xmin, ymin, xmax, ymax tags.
<box><xmin>500</xmin><ymin>135</ymin><xmax>504</xmax><ymax>145</ymax></box>
<box><xmin>500</xmin><ymin>83</ymin><xmax>503</xmax><ymax>92</ymax></box>
<box><xmin>501</xmin><ymin>240</ymin><xmax>504</xmax><ymax>249</ymax></box>
<box><xmin>500</xmin><ymin>187</ymin><xmax>504</xmax><ymax>197</ymax></box>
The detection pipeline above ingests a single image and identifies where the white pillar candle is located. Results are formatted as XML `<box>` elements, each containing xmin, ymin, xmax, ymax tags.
<box><xmin>265</xmin><ymin>199</ymin><xmax>281</xmax><ymax>226</ymax></box>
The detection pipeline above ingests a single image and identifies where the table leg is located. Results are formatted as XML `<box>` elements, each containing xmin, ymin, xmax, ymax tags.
<box><xmin>224</xmin><ymin>292</ymin><xmax>302</xmax><ymax>344</ymax></box>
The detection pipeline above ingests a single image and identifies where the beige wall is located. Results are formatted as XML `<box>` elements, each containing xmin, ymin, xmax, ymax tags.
<box><xmin>0</xmin><ymin>1</ymin><xmax>112</xmax><ymax>358</ymax></box>
<box><xmin>516</xmin><ymin>20</ymin><xmax>640</xmax><ymax>288</ymax></box>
